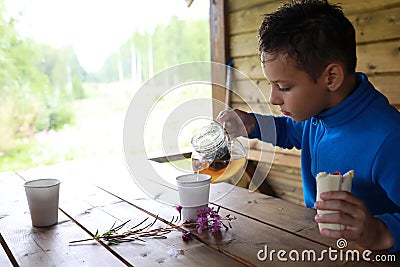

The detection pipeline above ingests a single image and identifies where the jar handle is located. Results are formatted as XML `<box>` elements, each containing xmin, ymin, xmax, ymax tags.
<box><xmin>221</xmin><ymin>121</ymin><xmax>233</xmax><ymax>147</ymax></box>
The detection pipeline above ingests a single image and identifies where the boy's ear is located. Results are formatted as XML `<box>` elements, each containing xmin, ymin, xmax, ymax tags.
<box><xmin>323</xmin><ymin>63</ymin><xmax>344</xmax><ymax>92</ymax></box>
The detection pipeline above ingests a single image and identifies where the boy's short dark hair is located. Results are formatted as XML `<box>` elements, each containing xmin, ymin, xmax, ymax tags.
<box><xmin>258</xmin><ymin>0</ymin><xmax>357</xmax><ymax>81</ymax></box>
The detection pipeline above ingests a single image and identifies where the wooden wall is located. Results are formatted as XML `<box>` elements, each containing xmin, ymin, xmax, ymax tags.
<box><xmin>225</xmin><ymin>0</ymin><xmax>400</xmax><ymax>205</ymax></box>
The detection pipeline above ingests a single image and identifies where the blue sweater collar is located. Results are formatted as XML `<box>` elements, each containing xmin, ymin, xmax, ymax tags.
<box><xmin>315</xmin><ymin>72</ymin><xmax>375</xmax><ymax>128</ymax></box>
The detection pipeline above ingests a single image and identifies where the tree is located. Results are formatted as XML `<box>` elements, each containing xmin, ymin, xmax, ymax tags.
<box><xmin>90</xmin><ymin>16</ymin><xmax>210</xmax><ymax>84</ymax></box>
<box><xmin>0</xmin><ymin>1</ymin><xmax>52</xmax><ymax>149</ymax></box>
<box><xmin>0</xmin><ymin>0</ymin><xmax>86</xmax><ymax>152</ymax></box>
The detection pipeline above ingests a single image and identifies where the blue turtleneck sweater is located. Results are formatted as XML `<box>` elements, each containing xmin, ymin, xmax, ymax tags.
<box><xmin>249</xmin><ymin>72</ymin><xmax>400</xmax><ymax>252</ymax></box>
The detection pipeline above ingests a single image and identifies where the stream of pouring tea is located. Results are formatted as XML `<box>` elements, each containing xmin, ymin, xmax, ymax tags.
<box><xmin>192</xmin><ymin>156</ymin><xmax>245</xmax><ymax>184</ymax></box>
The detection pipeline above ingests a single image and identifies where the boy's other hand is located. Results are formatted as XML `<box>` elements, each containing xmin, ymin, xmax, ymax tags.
<box><xmin>314</xmin><ymin>191</ymin><xmax>394</xmax><ymax>250</ymax></box>
<box><xmin>216</xmin><ymin>109</ymin><xmax>256</xmax><ymax>138</ymax></box>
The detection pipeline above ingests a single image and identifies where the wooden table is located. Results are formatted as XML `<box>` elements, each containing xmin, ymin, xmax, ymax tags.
<box><xmin>0</xmin><ymin>156</ymin><xmax>398</xmax><ymax>266</ymax></box>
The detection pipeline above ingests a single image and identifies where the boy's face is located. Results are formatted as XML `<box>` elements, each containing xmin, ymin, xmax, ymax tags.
<box><xmin>261</xmin><ymin>52</ymin><xmax>330</xmax><ymax>122</ymax></box>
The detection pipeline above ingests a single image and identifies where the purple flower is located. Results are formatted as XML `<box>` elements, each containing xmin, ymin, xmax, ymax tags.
<box><xmin>179</xmin><ymin>205</ymin><xmax>233</xmax><ymax>240</ymax></box>
<box><xmin>211</xmin><ymin>218</ymin><xmax>222</xmax><ymax>233</ymax></box>
<box><xmin>209</xmin><ymin>209</ymin><xmax>220</xmax><ymax>219</ymax></box>
<box><xmin>176</xmin><ymin>205</ymin><xmax>182</xmax><ymax>213</ymax></box>
<box><xmin>208</xmin><ymin>208</ymin><xmax>222</xmax><ymax>234</ymax></box>
<box><xmin>176</xmin><ymin>205</ymin><xmax>182</xmax><ymax>221</ymax></box>
<box><xmin>196</xmin><ymin>207</ymin><xmax>211</xmax><ymax>218</ymax></box>
<box><xmin>210</xmin><ymin>224</ymin><xmax>221</xmax><ymax>233</ymax></box>
<box><xmin>197</xmin><ymin>216</ymin><xmax>208</xmax><ymax>225</ymax></box>
<box><xmin>196</xmin><ymin>217</ymin><xmax>209</xmax><ymax>234</ymax></box>
<box><xmin>182</xmin><ymin>231</ymin><xmax>192</xmax><ymax>241</ymax></box>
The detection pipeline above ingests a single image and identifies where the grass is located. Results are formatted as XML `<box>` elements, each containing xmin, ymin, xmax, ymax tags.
<box><xmin>0</xmin><ymin>80</ymin><xmax>212</xmax><ymax>172</ymax></box>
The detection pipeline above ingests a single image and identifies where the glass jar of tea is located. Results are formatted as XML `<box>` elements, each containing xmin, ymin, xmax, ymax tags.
<box><xmin>190</xmin><ymin>121</ymin><xmax>246</xmax><ymax>184</ymax></box>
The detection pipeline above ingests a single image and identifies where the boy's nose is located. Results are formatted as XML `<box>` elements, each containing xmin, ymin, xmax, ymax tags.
<box><xmin>269</xmin><ymin>88</ymin><xmax>283</xmax><ymax>106</ymax></box>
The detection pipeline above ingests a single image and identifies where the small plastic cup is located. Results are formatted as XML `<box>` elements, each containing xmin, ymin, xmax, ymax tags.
<box><xmin>24</xmin><ymin>179</ymin><xmax>61</xmax><ymax>227</ymax></box>
<box><xmin>176</xmin><ymin>174</ymin><xmax>211</xmax><ymax>222</ymax></box>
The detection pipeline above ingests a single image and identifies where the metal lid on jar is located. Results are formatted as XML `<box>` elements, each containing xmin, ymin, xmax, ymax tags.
<box><xmin>190</xmin><ymin>122</ymin><xmax>226</xmax><ymax>155</ymax></box>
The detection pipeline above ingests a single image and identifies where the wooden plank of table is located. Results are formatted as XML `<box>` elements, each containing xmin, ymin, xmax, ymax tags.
<box><xmin>61</xmin><ymin>184</ymin><xmax>247</xmax><ymax>267</ymax></box>
<box><xmin>210</xmin><ymin>183</ymin><xmax>400</xmax><ymax>266</ymax></box>
<box><xmin>13</xmin><ymin>158</ymin><xmax>399</xmax><ymax>266</ymax></box>
<box><xmin>129</xmin><ymin>160</ymin><xmax>322</xmax><ymax>246</ymax></box>
<box><xmin>210</xmin><ymin>182</ymin><xmax>338</xmax><ymax>247</ymax></box>
<box><xmin>1</xmin><ymin>211</ymin><xmax>127</xmax><ymax>267</ymax></box>
<box><xmin>0</xmin><ymin>172</ymin><xmax>27</xmax><ymax>218</ymax></box>
<box><xmin>111</xmin><ymin>181</ymin><xmax>400</xmax><ymax>266</ymax></box>
<box><xmin>95</xmin><ymin>184</ymin><xmax>354</xmax><ymax>266</ymax></box>
<box><xmin>0</xmin><ymin>172</ymin><xmax>25</xmax><ymax>267</ymax></box>
<box><xmin>0</xmin><ymin>233</ymin><xmax>14</xmax><ymax>267</ymax></box>
<box><xmin>56</xmin><ymin>157</ymin><xmax>398</xmax><ymax>266</ymax></box>
<box><xmin>102</xmin><ymin>168</ymin><xmax>399</xmax><ymax>267</ymax></box>
<box><xmin>0</xmin><ymin>172</ymin><xmax>129</xmax><ymax>267</ymax></box>
<box><xmin>83</xmin><ymin>154</ymin><xmax>399</xmax><ymax>267</ymax></box>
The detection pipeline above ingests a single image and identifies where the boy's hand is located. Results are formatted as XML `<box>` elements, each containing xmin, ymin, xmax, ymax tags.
<box><xmin>314</xmin><ymin>191</ymin><xmax>394</xmax><ymax>250</ymax></box>
<box><xmin>216</xmin><ymin>109</ymin><xmax>256</xmax><ymax>138</ymax></box>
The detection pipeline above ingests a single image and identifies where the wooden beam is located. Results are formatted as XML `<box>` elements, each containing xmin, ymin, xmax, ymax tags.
<box><xmin>210</xmin><ymin>0</ymin><xmax>229</xmax><ymax>118</ymax></box>
<box><xmin>149</xmin><ymin>152</ymin><xmax>191</xmax><ymax>163</ymax></box>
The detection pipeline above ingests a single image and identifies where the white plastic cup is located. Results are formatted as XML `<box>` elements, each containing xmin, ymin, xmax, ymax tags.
<box><xmin>176</xmin><ymin>174</ymin><xmax>211</xmax><ymax>222</ymax></box>
<box><xmin>24</xmin><ymin>179</ymin><xmax>61</xmax><ymax>227</ymax></box>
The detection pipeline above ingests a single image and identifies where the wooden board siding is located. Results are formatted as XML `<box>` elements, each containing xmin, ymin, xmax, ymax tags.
<box><xmin>225</xmin><ymin>0</ymin><xmax>400</xmax><ymax>205</ymax></box>
<box><xmin>210</xmin><ymin>0</ymin><xmax>229</xmax><ymax>119</ymax></box>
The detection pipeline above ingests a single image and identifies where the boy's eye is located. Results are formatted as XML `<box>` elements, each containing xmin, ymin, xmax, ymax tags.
<box><xmin>271</xmin><ymin>83</ymin><xmax>291</xmax><ymax>92</ymax></box>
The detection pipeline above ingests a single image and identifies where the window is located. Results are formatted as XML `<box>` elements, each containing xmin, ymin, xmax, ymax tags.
<box><xmin>0</xmin><ymin>0</ymin><xmax>211</xmax><ymax>171</ymax></box>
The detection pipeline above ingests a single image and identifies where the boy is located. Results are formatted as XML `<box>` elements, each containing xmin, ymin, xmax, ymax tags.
<box><xmin>217</xmin><ymin>0</ymin><xmax>399</xmax><ymax>252</ymax></box>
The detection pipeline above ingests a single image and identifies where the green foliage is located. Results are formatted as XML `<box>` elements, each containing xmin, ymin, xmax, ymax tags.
<box><xmin>72</xmin><ymin>75</ymin><xmax>85</xmax><ymax>99</ymax></box>
<box><xmin>152</xmin><ymin>16</ymin><xmax>210</xmax><ymax>73</ymax></box>
<box><xmin>48</xmin><ymin>104</ymin><xmax>75</xmax><ymax>130</ymax></box>
<box><xmin>37</xmin><ymin>44</ymin><xmax>86</xmax><ymax>100</ymax></box>
<box><xmin>0</xmin><ymin>0</ymin><xmax>85</xmax><ymax>153</ymax></box>
<box><xmin>89</xmin><ymin>16</ymin><xmax>210</xmax><ymax>83</ymax></box>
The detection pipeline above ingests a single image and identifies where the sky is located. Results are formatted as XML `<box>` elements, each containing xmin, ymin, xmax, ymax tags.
<box><xmin>6</xmin><ymin>0</ymin><xmax>209</xmax><ymax>72</ymax></box>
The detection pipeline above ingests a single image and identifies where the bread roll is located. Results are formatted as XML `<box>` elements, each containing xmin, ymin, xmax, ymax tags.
<box><xmin>316</xmin><ymin>170</ymin><xmax>354</xmax><ymax>231</ymax></box>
